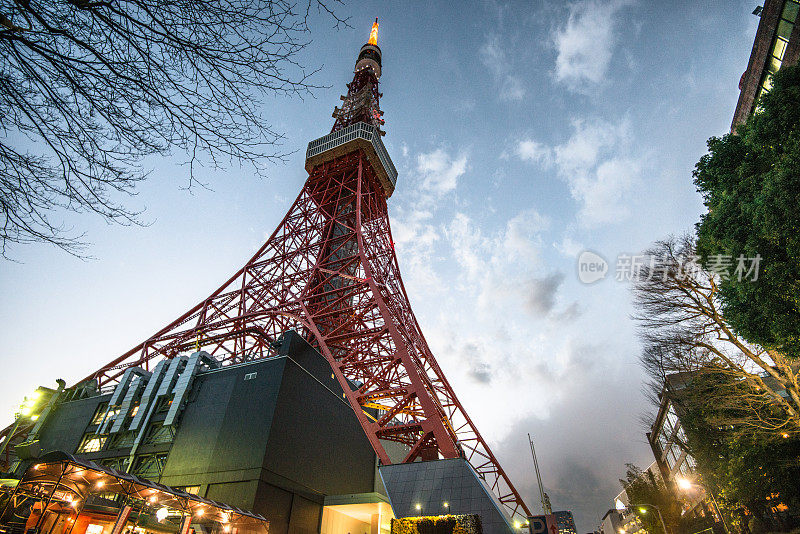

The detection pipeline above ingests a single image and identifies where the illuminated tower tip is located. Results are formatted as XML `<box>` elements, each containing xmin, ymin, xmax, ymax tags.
<box><xmin>368</xmin><ymin>18</ymin><xmax>379</xmax><ymax>45</ymax></box>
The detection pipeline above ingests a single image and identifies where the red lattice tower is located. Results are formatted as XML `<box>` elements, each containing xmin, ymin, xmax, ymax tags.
<box><xmin>83</xmin><ymin>21</ymin><xmax>531</xmax><ymax>520</ymax></box>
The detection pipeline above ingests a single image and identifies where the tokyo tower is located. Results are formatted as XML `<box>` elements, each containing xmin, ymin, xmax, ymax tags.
<box><xmin>82</xmin><ymin>20</ymin><xmax>531</xmax><ymax>521</ymax></box>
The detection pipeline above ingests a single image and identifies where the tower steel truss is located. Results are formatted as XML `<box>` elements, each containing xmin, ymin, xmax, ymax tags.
<box><xmin>80</xmin><ymin>22</ymin><xmax>531</xmax><ymax>521</ymax></box>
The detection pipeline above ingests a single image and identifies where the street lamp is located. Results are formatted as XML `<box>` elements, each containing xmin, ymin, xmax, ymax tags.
<box><xmin>636</xmin><ymin>504</ymin><xmax>668</xmax><ymax>534</ymax></box>
<box><xmin>674</xmin><ymin>476</ymin><xmax>729</xmax><ymax>534</ymax></box>
<box><xmin>0</xmin><ymin>393</ymin><xmax>41</xmax><ymax>462</ymax></box>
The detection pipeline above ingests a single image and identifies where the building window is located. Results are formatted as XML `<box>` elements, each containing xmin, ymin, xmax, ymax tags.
<box><xmin>107</xmin><ymin>431</ymin><xmax>136</xmax><ymax>450</ymax></box>
<box><xmin>657</xmin><ymin>429</ymin><xmax>668</xmax><ymax>452</ymax></box>
<box><xmin>154</xmin><ymin>396</ymin><xmax>173</xmax><ymax>414</ymax></box>
<box><xmin>77</xmin><ymin>434</ymin><xmax>107</xmax><ymax>453</ymax></box>
<box><xmin>755</xmin><ymin>0</ymin><xmax>799</xmax><ymax>106</ymax></box>
<box><xmin>244</xmin><ymin>372</ymin><xmax>257</xmax><ymax>380</ymax></box>
<box><xmin>132</xmin><ymin>454</ymin><xmax>168</xmax><ymax>480</ymax></box>
<box><xmin>99</xmin><ymin>457</ymin><xmax>129</xmax><ymax>472</ymax></box>
<box><xmin>176</xmin><ymin>485</ymin><xmax>200</xmax><ymax>495</ymax></box>
<box><xmin>675</xmin><ymin>425</ymin><xmax>687</xmax><ymax>445</ymax></box>
<box><xmin>143</xmin><ymin>422</ymin><xmax>175</xmax><ymax>445</ymax></box>
<box><xmin>90</xmin><ymin>403</ymin><xmax>109</xmax><ymax>425</ymax></box>
<box><xmin>665</xmin><ymin>404</ymin><xmax>679</xmax><ymax>434</ymax></box>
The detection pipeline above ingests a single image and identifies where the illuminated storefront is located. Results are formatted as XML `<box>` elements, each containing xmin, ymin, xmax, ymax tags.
<box><xmin>0</xmin><ymin>452</ymin><xmax>268</xmax><ymax>534</ymax></box>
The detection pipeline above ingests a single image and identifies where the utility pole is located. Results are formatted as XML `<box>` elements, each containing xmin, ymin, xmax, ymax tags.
<box><xmin>528</xmin><ymin>433</ymin><xmax>552</xmax><ymax>515</ymax></box>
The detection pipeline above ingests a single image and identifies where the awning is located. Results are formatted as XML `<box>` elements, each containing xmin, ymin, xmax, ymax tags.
<box><xmin>4</xmin><ymin>451</ymin><xmax>267</xmax><ymax>532</ymax></box>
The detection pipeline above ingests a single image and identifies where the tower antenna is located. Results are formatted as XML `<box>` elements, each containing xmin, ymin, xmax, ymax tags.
<box><xmin>529</xmin><ymin>433</ymin><xmax>553</xmax><ymax>515</ymax></box>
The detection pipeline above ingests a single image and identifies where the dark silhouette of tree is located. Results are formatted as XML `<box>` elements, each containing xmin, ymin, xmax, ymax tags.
<box><xmin>0</xmin><ymin>0</ymin><xmax>347</xmax><ymax>256</ymax></box>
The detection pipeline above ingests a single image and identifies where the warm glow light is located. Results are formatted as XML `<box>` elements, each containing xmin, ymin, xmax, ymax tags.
<box><xmin>95</xmin><ymin>480</ymin><xmax>105</xmax><ymax>488</ymax></box>
<box><xmin>443</xmin><ymin>502</ymin><xmax>449</xmax><ymax>507</ymax></box>
<box><xmin>676</xmin><ymin>477</ymin><xmax>692</xmax><ymax>491</ymax></box>
<box><xmin>30</xmin><ymin>415</ymin><xmax>39</xmax><ymax>421</ymax></box>
<box><xmin>223</xmin><ymin>526</ymin><xmax>231</xmax><ymax>533</ymax></box>
<box><xmin>368</xmin><ymin>19</ymin><xmax>379</xmax><ymax>46</ymax></box>
<box><xmin>72</xmin><ymin>501</ymin><xmax>79</xmax><ymax>508</ymax></box>
<box><xmin>782</xmin><ymin>433</ymin><xmax>789</xmax><ymax>438</ymax></box>
<box><xmin>639</xmin><ymin>508</ymin><xmax>647</xmax><ymax>514</ymax></box>
<box><xmin>415</xmin><ymin>504</ymin><xmax>421</xmax><ymax>510</ymax></box>
<box><xmin>196</xmin><ymin>509</ymin><xmax>204</xmax><ymax>517</ymax></box>
<box><xmin>149</xmin><ymin>495</ymin><xmax>157</xmax><ymax>503</ymax></box>
<box><xmin>33</xmin><ymin>464</ymin><xmax>41</xmax><ymax>470</ymax></box>
<box><xmin>156</xmin><ymin>507</ymin><xmax>169</xmax><ymax>522</ymax></box>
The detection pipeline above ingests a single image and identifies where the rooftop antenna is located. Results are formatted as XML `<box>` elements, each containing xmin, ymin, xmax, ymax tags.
<box><xmin>528</xmin><ymin>433</ymin><xmax>553</xmax><ymax>515</ymax></box>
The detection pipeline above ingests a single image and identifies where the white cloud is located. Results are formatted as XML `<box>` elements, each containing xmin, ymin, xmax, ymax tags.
<box><xmin>554</xmin><ymin>235</ymin><xmax>585</xmax><ymax>258</ymax></box>
<box><xmin>416</xmin><ymin>149</ymin><xmax>468</xmax><ymax>196</ymax></box>
<box><xmin>553</xmin><ymin>0</ymin><xmax>633</xmax><ymax>90</ymax></box>
<box><xmin>445</xmin><ymin>210</ymin><xmax>561</xmax><ymax>317</ymax></box>
<box><xmin>514</xmin><ymin>119</ymin><xmax>641</xmax><ymax>226</ymax></box>
<box><xmin>480</xmin><ymin>35</ymin><xmax>526</xmax><ymax>101</ymax></box>
<box><xmin>516</xmin><ymin>139</ymin><xmax>552</xmax><ymax>166</ymax></box>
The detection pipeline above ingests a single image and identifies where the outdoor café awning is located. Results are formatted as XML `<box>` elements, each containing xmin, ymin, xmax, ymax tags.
<box><xmin>3</xmin><ymin>451</ymin><xmax>267</xmax><ymax>533</ymax></box>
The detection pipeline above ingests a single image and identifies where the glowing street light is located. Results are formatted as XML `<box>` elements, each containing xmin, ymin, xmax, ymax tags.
<box><xmin>675</xmin><ymin>477</ymin><xmax>692</xmax><ymax>491</ymax></box>
<box><xmin>636</xmin><ymin>504</ymin><xmax>668</xmax><ymax>534</ymax></box>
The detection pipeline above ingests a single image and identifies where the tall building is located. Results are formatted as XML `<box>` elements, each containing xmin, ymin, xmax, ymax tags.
<box><xmin>552</xmin><ymin>511</ymin><xmax>577</xmax><ymax>534</ymax></box>
<box><xmin>0</xmin><ymin>20</ymin><xmax>528</xmax><ymax>534</ymax></box>
<box><xmin>645</xmin><ymin>374</ymin><xmax>697</xmax><ymax>487</ymax></box>
<box><xmin>645</xmin><ymin>374</ymin><xmax>722</xmax><ymax>526</ymax></box>
<box><xmin>732</xmin><ymin>0</ymin><xmax>800</xmax><ymax>128</ymax></box>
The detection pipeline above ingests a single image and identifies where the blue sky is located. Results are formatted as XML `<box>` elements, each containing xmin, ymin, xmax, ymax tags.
<box><xmin>0</xmin><ymin>1</ymin><xmax>760</xmax><ymax>531</ymax></box>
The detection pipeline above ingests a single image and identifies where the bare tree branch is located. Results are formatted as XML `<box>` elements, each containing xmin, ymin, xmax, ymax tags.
<box><xmin>633</xmin><ymin>235</ymin><xmax>800</xmax><ymax>439</ymax></box>
<box><xmin>0</xmin><ymin>0</ymin><xmax>350</xmax><ymax>256</ymax></box>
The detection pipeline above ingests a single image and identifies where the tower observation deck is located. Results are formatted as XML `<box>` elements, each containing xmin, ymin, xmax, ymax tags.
<box><xmin>77</xmin><ymin>20</ymin><xmax>531</xmax><ymax>523</ymax></box>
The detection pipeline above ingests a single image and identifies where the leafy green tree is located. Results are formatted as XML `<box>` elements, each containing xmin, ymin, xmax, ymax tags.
<box><xmin>679</xmin><ymin>374</ymin><xmax>800</xmax><ymax>531</ymax></box>
<box><xmin>621</xmin><ymin>464</ymin><xmax>683</xmax><ymax>534</ymax></box>
<box><xmin>694</xmin><ymin>64</ymin><xmax>800</xmax><ymax>359</ymax></box>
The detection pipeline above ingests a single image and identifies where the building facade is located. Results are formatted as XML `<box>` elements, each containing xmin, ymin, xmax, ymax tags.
<box><xmin>552</xmin><ymin>511</ymin><xmax>577</xmax><ymax>534</ymax></box>
<box><xmin>732</xmin><ymin>0</ymin><xmax>800</xmax><ymax>128</ymax></box>
<box><xmin>11</xmin><ymin>332</ymin><xmax>393</xmax><ymax>534</ymax></box>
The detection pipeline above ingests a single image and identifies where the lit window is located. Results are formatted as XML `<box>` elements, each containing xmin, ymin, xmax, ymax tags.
<box><xmin>773</xmin><ymin>38</ymin><xmax>788</xmax><ymax>61</ymax></box>
<box><xmin>90</xmin><ymin>403</ymin><xmax>109</xmax><ymax>425</ymax></box>
<box><xmin>77</xmin><ymin>435</ymin><xmax>107</xmax><ymax>453</ymax></box>
<box><xmin>177</xmin><ymin>485</ymin><xmax>200</xmax><ymax>495</ymax></box>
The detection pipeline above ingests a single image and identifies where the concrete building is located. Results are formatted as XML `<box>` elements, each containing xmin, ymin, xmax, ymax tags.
<box><xmin>11</xmin><ymin>332</ymin><xmax>391</xmax><ymax>534</ymax></box>
<box><xmin>646</xmin><ymin>373</ymin><xmax>723</xmax><ymax>526</ymax></box>
<box><xmin>645</xmin><ymin>374</ymin><xmax>697</xmax><ymax>491</ymax></box>
<box><xmin>5</xmin><ymin>331</ymin><xmax>518</xmax><ymax>534</ymax></box>
<box><xmin>732</xmin><ymin>0</ymin><xmax>800</xmax><ymax>128</ymax></box>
